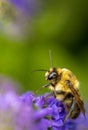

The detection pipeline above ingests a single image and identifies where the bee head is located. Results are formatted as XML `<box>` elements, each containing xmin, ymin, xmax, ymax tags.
<box><xmin>45</xmin><ymin>68</ymin><xmax>58</xmax><ymax>81</ymax></box>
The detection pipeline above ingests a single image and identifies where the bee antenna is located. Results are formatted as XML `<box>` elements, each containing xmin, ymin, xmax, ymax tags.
<box><xmin>49</xmin><ymin>50</ymin><xmax>53</xmax><ymax>68</ymax></box>
<box><xmin>31</xmin><ymin>69</ymin><xmax>48</xmax><ymax>73</ymax></box>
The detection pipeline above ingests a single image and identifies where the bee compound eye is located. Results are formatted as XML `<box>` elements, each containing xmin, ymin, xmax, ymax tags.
<box><xmin>49</xmin><ymin>72</ymin><xmax>57</xmax><ymax>80</ymax></box>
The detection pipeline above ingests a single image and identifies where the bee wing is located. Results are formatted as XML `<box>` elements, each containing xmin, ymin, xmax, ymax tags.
<box><xmin>66</xmin><ymin>81</ymin><xmax>85</xmax><ymax>117</ymax></box>
<box><xmin>70</xmin><ymin>87</ymin><xmax>85</xmax><ymax>117</ymax></box>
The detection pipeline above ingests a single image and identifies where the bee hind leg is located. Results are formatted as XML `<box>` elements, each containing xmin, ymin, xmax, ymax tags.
<box><xmin>64</xmin><ymin>98</ymin><xmax>80</xmax><ymax>121</ymax></box>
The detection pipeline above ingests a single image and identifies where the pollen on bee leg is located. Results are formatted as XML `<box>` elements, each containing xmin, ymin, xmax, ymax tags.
<box><xmin>49</xmin><ymin>85</ymin><xmax>54</xmax><ymax>91</ymax></box>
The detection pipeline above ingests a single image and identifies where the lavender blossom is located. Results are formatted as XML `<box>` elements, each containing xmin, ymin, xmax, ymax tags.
<box><xmin>0</xmin><ymin>80</ymin><xmax>88</xmax><ymax>130</ymax></box>
<box><xmin>20</xmin><ymin>92</ymin><xmax>88</xmax><ymax>130</ymax></box>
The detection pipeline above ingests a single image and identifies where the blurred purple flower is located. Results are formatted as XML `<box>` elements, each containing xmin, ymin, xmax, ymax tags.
<box><xmin>19</xmin><ymin>91</ymin><xmax>35</xmax><ymax>105</ymax></box>
<box><xmin>0</xmin><ymin>0</ymin><xmax>40</xmax><ymax>39</ymax></box>
<box><xmin>9</xmin><ymin>0</ymin><xmax>39</xmax><ymax>16</ymax></box>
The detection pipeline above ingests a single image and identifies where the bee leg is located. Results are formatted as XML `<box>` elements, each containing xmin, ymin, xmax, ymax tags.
<box><xmin>44</xmin><ymin>92</ymin><xmax>54</xmax><ymax>99</ymax></box>
<box><xmin>64</xmin><ymin>98</ymin><xmax>80</xmax><ymax>121</ymax></box>
<box><xmin>35</xmin><ymin>83</ymin><xmax>51</xmax><ymax>94</ymax></box>
<box><xmin>64</xmin><ymin>99</ymin><xmax>75</xmax><ymax>121</ymax></box>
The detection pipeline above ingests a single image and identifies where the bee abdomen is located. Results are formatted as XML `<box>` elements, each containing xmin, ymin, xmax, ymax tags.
<box><xmin>64</xmin><ymin>92</ymin><xmax>74</xmax><ymax>105</ymax></box>
<box><xmin>55</xmin><ymin>90</ymin><xmax>66</xmax><ymax>101</ymax></box>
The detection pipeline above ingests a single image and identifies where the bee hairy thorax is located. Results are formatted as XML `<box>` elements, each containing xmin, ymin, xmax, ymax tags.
<box><xmin>53</xmin><ymin>68</ymin><xmax>79</xmax><ymax>96</ymax></box>
<box><xmin>47</xmin><ymin>68</ymin><xmax>82</xmax><ymax>119</ymax></box>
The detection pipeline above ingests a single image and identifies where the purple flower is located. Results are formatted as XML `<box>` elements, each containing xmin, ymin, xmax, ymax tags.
<box><xmin>19</xmin><ymin>91</ymin><xmax>35</xmax><ymax>105</ymax></box>
<box><xmin>20</xmin><ymin>92</ymin><xmax>88</xmax><ymax>130</ymax></box>
<box><xmin>0</xmin><ymin>80</ymin><xmax>88</xmax><ymax>130</ymax></box>
<box><xmin>26</xmin><ymin>92</ymin><xmax>66</xmax><ymax>129</ymax></box>
<box><xmin>0</xmin><ymin>91</ymin><xmax>34</xmax><ymax>130</ymax></box>
<box><xmin>9</xmin><ymin>0</ymin><xmax>39</xmax><ymax>16</ymax></box>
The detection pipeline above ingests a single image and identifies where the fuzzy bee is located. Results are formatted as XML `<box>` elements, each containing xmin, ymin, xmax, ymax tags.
<box><xmin>35</xmin><ymin>52</ymin><xmax>85</xmax><ymax>120</ymax></box>
<box><xmin>44</xmin><ymin>67</ymin><xmax>85</xmax><ymax>120</ymax></box>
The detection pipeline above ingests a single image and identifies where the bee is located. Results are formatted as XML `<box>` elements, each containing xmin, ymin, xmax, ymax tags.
<box><xmin>44</xmin><ymin>67</ymin><xmax>85</xmax><ymax>120</ymax></box>
<box><xmin>35</xmin><ymin>51</ymin><xmax>85</xmax><ymax>120</ymax></box>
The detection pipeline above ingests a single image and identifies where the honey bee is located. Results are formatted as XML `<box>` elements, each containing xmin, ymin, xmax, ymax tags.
<box><xmin>44</xmin><ymin>67</ymin><xmax>85</xmax><ymax>120</ymax></box>
<box><xmin>35</xmin><ymin>51</ymin><xmax>85</xmax><ymax>120</ymax></box>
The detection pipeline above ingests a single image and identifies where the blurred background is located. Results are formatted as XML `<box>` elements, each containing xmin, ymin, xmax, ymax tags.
<box><xmin>0</xmin><ymin>0</ymin><xmax>88</xmax><ymax>100</ymax></box>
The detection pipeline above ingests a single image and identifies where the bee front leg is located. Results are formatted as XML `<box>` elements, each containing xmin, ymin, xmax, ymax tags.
<box><xmin>35</xmin><ymin>83</ymin><xmax>51</xmax><ymax>94</ymax></box>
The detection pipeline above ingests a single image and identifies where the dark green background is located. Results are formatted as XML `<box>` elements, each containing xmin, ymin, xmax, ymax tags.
<box><xmin>0</xmin><ymin>0</ymin><xmax>88</xmax><ymax>100</ymax></box>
